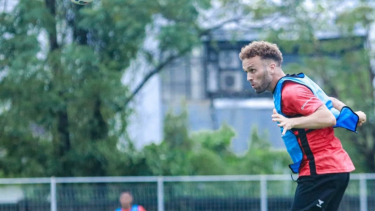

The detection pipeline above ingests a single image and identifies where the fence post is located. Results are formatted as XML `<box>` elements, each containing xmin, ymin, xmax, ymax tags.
<box><xmin>260</xmin><ymin>176</ymin><xmax>268</xmax><ymax>211</ymax></box>
<box><xmin>360</xmin><ymin>174</ymin><xmax>367</xmax><ymax>211</ymax></box>
<box><xmin>51</xmin><ymin>177</ymin><xmax>57</xmax><ymax>211</ymax></box>
<box><xmin>157</xmin><ymin>176</ymin><xmax>164</xmax><ymax>211</ymax></box>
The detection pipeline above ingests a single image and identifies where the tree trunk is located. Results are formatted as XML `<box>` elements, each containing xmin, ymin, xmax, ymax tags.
<box><xmin>45</xmin><ymin>0</ymin><xmax>72</xmax><ymax>176</ymax></box>
<box><xmin>90</xmin><ymin>98</ymin><xmax>108</xmax><ymax>140</ymax></box>
<box><xmin>45</xmin><ymin>0</ymin><xmax>59</xmax><ymax>50</ymax></box>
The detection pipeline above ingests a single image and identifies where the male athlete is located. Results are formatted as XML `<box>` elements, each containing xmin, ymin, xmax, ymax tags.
<box><xmin>115</xmin><ymin>191</ymin><xmax>146</xmax><ymax>211</ymax></box>
<box><xmin>239</xmin><ymin>41</ymin><xmax>366</xmax><ymax>211</ymax></box>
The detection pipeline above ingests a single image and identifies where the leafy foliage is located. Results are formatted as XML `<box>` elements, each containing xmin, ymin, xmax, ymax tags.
<box><xmin>142</xmin><ymin>110</ymin><xmax>291</xmax><ymax>176</ymax></box>
<box><xmin>0</xmin><ymin>0</ymin><xmax>213</xmax><ymax>177</ymax></box>
<box><xmin>0</xmin><ymin>0</ymin><xmax>374</xmax><ymax>178</ymax></box>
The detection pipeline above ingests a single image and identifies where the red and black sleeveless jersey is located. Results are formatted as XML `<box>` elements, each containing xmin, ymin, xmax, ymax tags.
<box><xmin>281</xmin><ymin>81</ymin><xmax>355</xmax><ymax>176</ymax></box>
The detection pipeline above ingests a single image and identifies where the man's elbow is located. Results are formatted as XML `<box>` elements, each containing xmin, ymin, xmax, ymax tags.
<box><xmin>319</xmin><ymin>105</ymin><xmax>336</xmax><ymax>126</ymax></box>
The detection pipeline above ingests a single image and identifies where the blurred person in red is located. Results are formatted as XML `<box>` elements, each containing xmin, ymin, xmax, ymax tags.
<box><xmin>115</xmin><ymin>191</ymin><xmax>146</xmax><ymax>211</ymax></box>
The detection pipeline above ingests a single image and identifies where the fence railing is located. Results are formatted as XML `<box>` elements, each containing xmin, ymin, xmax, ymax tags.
<box><xmin>0</xmin><ymin>174</ymin><xmax>373</xmax><ymax>211</ymax></box>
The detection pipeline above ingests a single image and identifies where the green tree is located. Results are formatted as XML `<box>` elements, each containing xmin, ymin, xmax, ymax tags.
<box><xmin>189</xmin><ymin>124</ymin><xmax>236</xmax><ymax>175</ymax></box>
<box><xmin>0</xmin><ymin>0</ymin><xmax>271</xmax><ymax>177</ymax></box>
<box><xmin>143</xmin><ymin>109</ymin><xmax>193</xmax><ymax>175</ymax></box>
<box><xmin>145</xmin><ymin>109</ymin><xmax>291</xmax><ymax>176</ymax></box>
<box><xmin>0</xmin><ymin>0</ymin><xmax>215</xmax><ymax>177</ymax></box>
<box><xmin>238</xmin><ymin>128</ymin><xmax>290</xmax><ymax>175</ymax></box>
<box><xmin>0</xmin><ymin>0</ymin><xmax>155</xmax><ymax>177</ymax></box>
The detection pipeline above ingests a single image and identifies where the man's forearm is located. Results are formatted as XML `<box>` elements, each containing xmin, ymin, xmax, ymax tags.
<box><xmin>329</xmin><ymin>97</ymin><xmax>367</xmax><ymax>127</ymax></box>
<box><xmin>329</xmin><ymin>97</ymin><xmax>346</xmax><ymax>111</ymax></box>
<box><xmin>292</xmin><ymin>105</ymin><xmax>337</xmax><ymax>129</ymax></box>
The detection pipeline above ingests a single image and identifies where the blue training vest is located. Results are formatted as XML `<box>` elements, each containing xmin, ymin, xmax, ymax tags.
<box><xmin>115</xmin><ymin>205</ymin><xmax>139</xmax><ymax>211</ymax></box>
<box><xmin>273</xmin><ymin>73</ymin><xmax>359</xmax><ymax>173</ymax></box>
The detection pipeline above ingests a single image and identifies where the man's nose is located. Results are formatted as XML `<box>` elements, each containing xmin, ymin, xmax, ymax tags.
<box><xmin>247</xmin><ymin>73</ymin><xmax>253</xmax><ymax>82</ymax></box>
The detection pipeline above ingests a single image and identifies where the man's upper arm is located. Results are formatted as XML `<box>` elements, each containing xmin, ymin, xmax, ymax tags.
<box><xmin>139</xmin><ymin>206</ymin><xmax>146</xmax><ymax>211</ymax></box>
<box><xmin>281</xmin><ymin>82</ymin><xmax>324</xmax><ymax>116</ymax></box>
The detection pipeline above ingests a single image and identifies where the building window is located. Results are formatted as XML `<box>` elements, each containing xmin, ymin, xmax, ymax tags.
<box><xmin>161</xmin><ymin>57</ymin><xmax>192</xmax><ymax>102</ymax></box>
<box><xmin>218</xmin><ymin>50</ymin><xmax>240</xmax><ymax>70</ymax></box>
<box><xmin>204</xmin><ymin>41</ymin><xmax>272</xmax><ymax>99</ymax></box>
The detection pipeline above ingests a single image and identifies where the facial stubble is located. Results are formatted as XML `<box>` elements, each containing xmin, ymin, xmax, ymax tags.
<box><xmin>255</xmin><ymin>67</ymin><xmax>272</xmax><ymax>94</ymax></box>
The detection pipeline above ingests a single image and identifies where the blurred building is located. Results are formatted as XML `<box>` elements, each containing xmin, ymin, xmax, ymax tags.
<box><xmin>159</xmin><ymin>31</ymin><xmax>291</xmax><ymax>153</ymax></box>
<box><xmin>127</xmin><ymin>29</ymin><xmax>286</xmax><ymax>153</ymax></box>
<box><xmin>128</xmin><ymin>25</ymin><xmax>371</xmax><ymax>153</ymax></box>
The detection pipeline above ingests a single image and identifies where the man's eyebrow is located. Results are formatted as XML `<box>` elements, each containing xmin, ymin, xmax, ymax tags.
<box><xmin>245</xmin><ymin>65</ymin><xmax>255</xmax><ymax>70</ymax></box>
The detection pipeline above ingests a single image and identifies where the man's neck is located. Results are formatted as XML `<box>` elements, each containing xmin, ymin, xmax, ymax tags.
<box><xmin>269</xmin><ymin>70</ymin><xmax>286</xmax><ymax>93</ymax></box>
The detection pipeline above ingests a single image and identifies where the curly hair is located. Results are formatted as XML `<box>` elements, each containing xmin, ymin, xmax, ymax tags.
<box><xmin>239</xmin><ymin>41</ymin><xmax>283</xmax><ymax>66</ymax></box>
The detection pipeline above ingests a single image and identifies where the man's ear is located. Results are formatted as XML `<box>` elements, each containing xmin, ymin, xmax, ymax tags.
<box><xmin>269</xmin><ymin>62</ymin><xmax>276</xmax><ymax>74</ymax></box>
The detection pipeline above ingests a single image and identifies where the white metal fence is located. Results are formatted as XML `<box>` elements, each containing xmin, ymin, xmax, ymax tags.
<box><xmin>0</xmin><ymin>174</ymin><xmax>373</xmax><ymax>211</ymax></box>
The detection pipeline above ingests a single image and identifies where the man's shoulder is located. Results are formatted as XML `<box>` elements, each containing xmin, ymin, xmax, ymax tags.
<box><xmin>282</xmin><ymin>80</ymin><xmax>306</xmax><ymax>89</ymax></box>
<box><xmin>282</xmin><ymin>81</ymin><xmax>312</xmax><ymax>96</ymax></box>
<box><xmin>281</xmin><ymin>81</ymin><xmax>304</xmax><ymax>97</ymax></box>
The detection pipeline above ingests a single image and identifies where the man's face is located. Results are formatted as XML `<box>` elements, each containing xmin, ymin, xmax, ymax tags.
<box><xmin>120</xmin><ymin>192</ymin><xmax>133</xmax><ymax>208</ymax></box>
<box><xmin>242</xmin><ymin>56</ymin><xmax>273</xmax><ymax>93</ymax></box>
